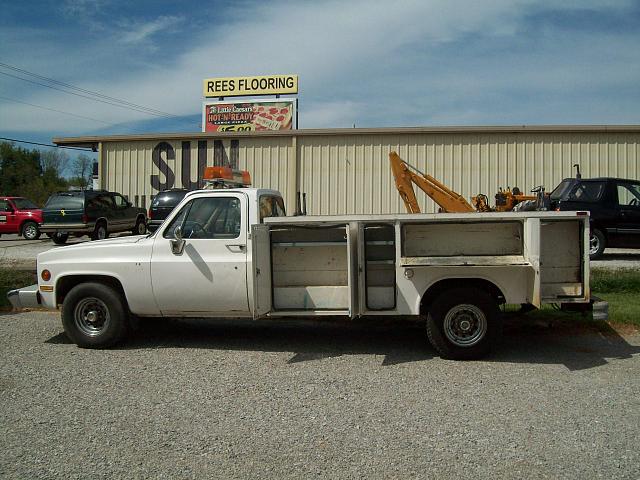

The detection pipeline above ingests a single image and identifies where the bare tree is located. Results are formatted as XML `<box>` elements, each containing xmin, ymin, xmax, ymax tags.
<box><xmin>41</xmin><ymin>149</ymin><xmax>70</xmax><ymax>177</ymax></box>
<box><xmin>73</xmin><ymin>154</ymin><xmax>93</xmax><ymax>190</ymax></box>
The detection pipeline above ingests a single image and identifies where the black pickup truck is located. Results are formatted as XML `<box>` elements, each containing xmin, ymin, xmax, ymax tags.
<box><xmin>550</xmin><ymin>177</ymin><xmax>640</xmax><ymax>259</ymax></box>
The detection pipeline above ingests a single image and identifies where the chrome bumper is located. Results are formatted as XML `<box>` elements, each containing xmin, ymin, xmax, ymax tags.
<box><xmin>7</xmin><ymin>284</ymin><xmax>41</xmax><ymax>309</ymax></box>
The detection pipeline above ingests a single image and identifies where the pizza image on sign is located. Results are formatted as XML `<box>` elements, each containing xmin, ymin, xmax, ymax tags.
<box><xmin>253</xmin><ymin>104</ymin><xmax>293</xmax><ymax>131</ymax></box>
<box><xmin>204</xmin><ymin>101</ymin><xmax>294</xmax><ymax>132</ymax></box>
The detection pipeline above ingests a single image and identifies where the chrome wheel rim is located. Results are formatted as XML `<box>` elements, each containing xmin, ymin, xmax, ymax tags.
<box><xmin>24</xmin><ymin>224</ymin><xmax>37</xmax><ymax>239</ymax></box>
<box><xmin>443</xmin><ymin>304</ymin><xmax>487</xmax><ymax>347</ymax></box>
<box><xmin>590</xmin><ymin>234</ymin><xmax>600</xmax><ymax>255</ymax></box>
<box><xmin>97</xmin><ymin>226</ymin><xmax>106</xmax><ymax>239</ymax></box>
<box><xmin>136</xmin><ymin>222</ymin><xmax>145</xmax><ymax>234</ymax></box>
<box><xmin>73</xmin><ymin>297</ymin><xmax>110</xmax><ymax>337</ymax></box>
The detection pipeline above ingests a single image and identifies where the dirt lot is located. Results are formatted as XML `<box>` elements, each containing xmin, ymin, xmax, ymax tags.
<box><xmin>1</xmin><ymin>312</ymin><xmax>639</xmax><ymax>479</ymax></box>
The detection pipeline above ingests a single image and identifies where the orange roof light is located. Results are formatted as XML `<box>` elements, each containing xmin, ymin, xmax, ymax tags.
<box><xmin>203</xmin><ymin>166</ymin><xmax>233</xmax><ymax>180</ymax></box>
<box><xmin>202</xmin><ymin>166</ymin><xmax>252</xmax><ymax>188</ymax></box>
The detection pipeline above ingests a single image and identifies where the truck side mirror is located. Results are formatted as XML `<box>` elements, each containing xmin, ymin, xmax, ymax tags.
<box><xmin>170</xmin><ymin>226</ymin><xmax>186</xmax><ymax>255</ymax></box>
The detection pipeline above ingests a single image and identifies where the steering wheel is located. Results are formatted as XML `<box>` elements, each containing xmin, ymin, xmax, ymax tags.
<box><xmin>630</xmin><ymin>198</ymin><xmax>639</xmax><ymax>206</ymax></box>
<box><xmin>187</xmin><ymin>222</ymin><xmax>205</xmax><ymax>238</ymax></box>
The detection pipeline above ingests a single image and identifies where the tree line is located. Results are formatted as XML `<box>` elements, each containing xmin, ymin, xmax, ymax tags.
<box><xmin>0</xmin><ymin>142</ymin><xmax>95</xmax><ymax>206</ymax></box>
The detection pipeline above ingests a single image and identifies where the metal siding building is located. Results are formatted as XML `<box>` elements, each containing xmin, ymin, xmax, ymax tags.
<box><xmin>55</xmin><ymin>126</ymin><xmax>640</xmax><ymax>215</ymax></box>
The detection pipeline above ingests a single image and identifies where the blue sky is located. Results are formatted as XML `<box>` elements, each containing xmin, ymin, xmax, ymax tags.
<box><xmin>1</xmin><ymin>0</ymin><xmax>639</xmax><ymax>163</ymax></box>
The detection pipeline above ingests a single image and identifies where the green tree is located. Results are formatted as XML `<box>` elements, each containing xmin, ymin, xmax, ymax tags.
<box><xmin>0</xmin><ymin>142</ymin><xmax>67</xmax><ymax>206</ymax></box>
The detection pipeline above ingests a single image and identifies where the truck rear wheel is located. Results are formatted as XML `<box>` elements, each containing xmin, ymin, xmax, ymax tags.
<box><xmin>62</xmin><ymin>282</ymin><xmax>129</xmax><ymax>348</ymax></box>
<box><xmin>589</xmin><ymin>229</ymin><xmax>606</xmax><ymax>260</ymax></box>
<box><xmin>426</xmin><ymin>287</ymin><xmax>502</xmax><ymax>360</ymax></box>
<box><xmin>132</xmin><ymin>217</ymin><xmax>146</xmax><ymax>235</ymax></box>
<box><xmin>52</xmin><ymin>232</ymin><xmax>69</xmax><ymax>244</ymax></box>
<box><xmin>91</xmin><ymin>222</ymin><xmax>108</xmax><ymax>241</ymax></box>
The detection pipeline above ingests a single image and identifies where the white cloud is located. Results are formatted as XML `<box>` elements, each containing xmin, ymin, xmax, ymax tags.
<box><xmin>119</xmin><ymin>15</ymin><xmax>185</xmax><ymax>45</ymax></box>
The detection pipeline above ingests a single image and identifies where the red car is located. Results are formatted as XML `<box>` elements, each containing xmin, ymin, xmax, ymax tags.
<box><xmin>0</xmin><ymin>196</ymin><xmax>43</xmax><ymax>240</ymax></box>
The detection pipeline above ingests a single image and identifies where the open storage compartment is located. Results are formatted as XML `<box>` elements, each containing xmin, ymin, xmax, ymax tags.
<box><xmin>270</xmin><ymin>224</ymin><xmax>352</xmax><ymax>312</ymax></box>
<box><xmin>361</xmin><ymin>224</ymin><xmax>396</xmax><ymax>310</ymax></box>
<box><xmin>539</xmin><ymin>219</ymin><xmax>584</xmax><ymax>299</ymax></box>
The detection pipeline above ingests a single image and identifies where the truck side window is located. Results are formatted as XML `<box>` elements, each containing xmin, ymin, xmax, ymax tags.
<box><xmin>617</xmin><ymin>183</ymin><xmax>640</xmax><ymax>206</ymax></box>
<box><xmin>259</xmin><ymin>195</ymin><xmax>286</xmax><ymax>221</ymax></box>
<box><xmin>0</xmin><ymin>200</ymin><xmax>10</xmax><ymax>212</ymax></box>
<box><xmin>113</xmin><ymin>194</ymin><xmax>128</xmax><ymax>208</ymax></box>
<box><xmin>164</xmin><ymin>197</ymin><xmax>241</xmax><ymax>239</ymax></box>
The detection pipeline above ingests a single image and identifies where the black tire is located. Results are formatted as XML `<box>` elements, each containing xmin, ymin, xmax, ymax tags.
<box><xmin>132</xmin><ymin>217</ymin><xmax>147</xmax><ymax>235</ymax></box>
<box><xmin>589</xmin><ymin>229</ymin><xmax>606</xmax><ymax>260</ymax></box>
<box><xmin>426</xmin><ymin>287</ymin><xmax>502</xmax><ymax>360</ymax></box>
<box><xmin>21</xmin><ymin>221</ymin><xmax>41</xmax><ymax>240</ymax></box>
<box><xmin>61</xmin><ymin>282</ymin><xmax>129</xmax><ymax>348</ymax></box>
<box><xmin>91</xmin><ymin>222</ymin><xmax>108</xmax><ymax>241</ymax></box>
<box><xmin>51</xmin><ymin>232</ymin><xmax>69</xmax><ymax>245</ymax></box>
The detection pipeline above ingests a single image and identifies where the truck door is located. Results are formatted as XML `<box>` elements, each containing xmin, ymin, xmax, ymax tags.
<box><xmin>251</xmin><ymin>224</ymin><xmax>272</xmax><ymax>318</ymax></box>
<box><xmin>150</xmin><ymin>193</ymin><xmax>249</xmax><ymax>316</ymax></box>
<box><xmin>0</xmin><ymin>198</ymin><xmax>14</xmax><ymax>233</ymax></box>
<box><xmin>614</xmin><ymin>181</ymin><xmax>640</xmax><ymax>247</ymax></box>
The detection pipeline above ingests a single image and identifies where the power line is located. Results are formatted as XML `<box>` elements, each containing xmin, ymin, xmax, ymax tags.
<box><xmin>0</xmin><ymin>95</ymin><xmax>112</xmax><ymax>125</ymax></box>
<box><xmin>0</xmin><ymin>136</ymin><xmax>95</xmax><ymax>152</ymax></box>
<box><xmin>0</xmin><ymin>61</ymin><xmax>175</xmax><ymax>117</ymax></box>
<box><xmin>0</xmin><ymin>70</ymin><xmax>175</xmax><ymax>118</ymax></box>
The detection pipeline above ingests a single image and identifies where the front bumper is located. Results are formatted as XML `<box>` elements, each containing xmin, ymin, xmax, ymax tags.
<box><xmin>7</xmin><ymin>284</ymin><xmax>42</xmax><ymax>309</ymax></box>
<box><xmin>39</xmin><ymin>223</ymin><xmax>92</xmax><ymax>234</ymax></box>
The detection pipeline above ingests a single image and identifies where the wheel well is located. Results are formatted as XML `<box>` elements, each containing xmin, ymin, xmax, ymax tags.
<box><xmin>590</xmin><ymin>224</ymin><xmax>605</xmax><ymax>238</ymax></box>
<box><xmin>95</xmin><ymin>218</ymin><xmax>108</xmax><ymax>228</ymax></box>
<box><xmin>420</xmin><ymin>278</ymin><xmax>505</xmax><ymax>315</ymax></box>
<box><xmin>20</xmin><ymin>219</ymin><xmax>37</xmax><ymax>231</ymax></box>
<box><xmin>56</xmin><ymin>275</ymin><xmax>126</xmax><ymax>307</ymax></box>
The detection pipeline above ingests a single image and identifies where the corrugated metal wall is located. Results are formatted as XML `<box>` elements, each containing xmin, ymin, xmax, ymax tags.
<box><xmin>101</xmin><ymin>131</ymin><xmax>640</xmax><ymax>215</ymax></box>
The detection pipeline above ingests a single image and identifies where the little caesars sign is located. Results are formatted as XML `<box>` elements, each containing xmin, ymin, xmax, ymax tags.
<box><xmin>202</xmin><ymin>74</ymin><xmax>298</xmax><ymax>97</ymax></box>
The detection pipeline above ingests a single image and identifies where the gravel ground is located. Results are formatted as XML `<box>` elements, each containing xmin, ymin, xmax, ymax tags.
<box><xmin>1</xmin><ymin>311</ymin><xmax>639</xmax><ymax>479</ymax></box>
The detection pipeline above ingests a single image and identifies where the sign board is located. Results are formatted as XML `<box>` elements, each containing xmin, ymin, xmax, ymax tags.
<box><xmin>203</xmin><ymin>74</ymin><xmax>298</xmax><ymax>98</ymax></box>
<box><xmin>203</xmin><ymin>99</ymin><xmax>295</xmax><ymax>132</ymax></box>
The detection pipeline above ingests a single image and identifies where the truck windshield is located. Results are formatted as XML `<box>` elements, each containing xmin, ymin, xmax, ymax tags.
<box><xmin>12</xmin><ymin>198</ymin><xmax>39</xmax><ymax>209</ymax></box>
<box><xmin>549</xmin><ymin>179</ymin><xmax>575</xmax><ymax>201</ymax></box>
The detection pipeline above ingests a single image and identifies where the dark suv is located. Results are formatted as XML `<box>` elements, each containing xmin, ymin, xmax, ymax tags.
<box><xmin>147</xmin><ymin>189</ymin><xmax>189</xmax><ymax>232</ymax></box>
<box><xmin>550</xmin><ymin>177</ymin><xmax>640</xmax><ymax>259</ymax></box>
<box><xmin>40</xmin><ymin>190</ymin><xmax>147</xmax><ymax>244</ymax></box>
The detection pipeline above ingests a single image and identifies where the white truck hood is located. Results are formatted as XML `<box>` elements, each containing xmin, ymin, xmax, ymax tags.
<box><xmin>38</xmin><ymin>235</ymin><xmax>150</xmax><ymax>264</ymax></box>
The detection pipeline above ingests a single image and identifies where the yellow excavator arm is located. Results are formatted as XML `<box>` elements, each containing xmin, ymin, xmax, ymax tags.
<box><xmin>389</xmin><ymin>151</ymin><xmax>476</xmax><ymax>213</ymax></box>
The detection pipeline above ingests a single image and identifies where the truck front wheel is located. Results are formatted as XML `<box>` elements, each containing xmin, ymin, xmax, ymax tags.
<box><xmin>426</xmin><ymin>287</ymin><xmax>502</xmax><ymax>360</ymax></box>
<box><xmin>61</xmin><ymin>282</ymin><xmax>130</xmax><ymax>348</ymax></box>
<box><xmin>22</xmin><ymin>221</ymin><xmax>41</xmax><ymax>240</ymax></box>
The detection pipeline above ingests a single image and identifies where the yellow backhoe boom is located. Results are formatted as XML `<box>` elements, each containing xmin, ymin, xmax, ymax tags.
<box><xmin>389</xmin><ymin>151</ymin><xmax>475</xmax><ymax>213</ymax></box>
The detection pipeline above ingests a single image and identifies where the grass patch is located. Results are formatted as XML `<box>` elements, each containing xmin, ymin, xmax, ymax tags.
<box><xmin>591</xmin><ymin>267</ymin><xmax>640</xmax><ymax>293</ymax></box>
<box><xmin>591</xmin><ymin>268</ymin><xmax>640</xmax><ymax>327</ymax></box>
<box><xmin>0</xmin><ymin>268</ymin><xmax>37</xmax><ymax>308</ymax></box>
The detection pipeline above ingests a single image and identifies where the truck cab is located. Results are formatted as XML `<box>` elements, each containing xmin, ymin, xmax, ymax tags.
<box><xmin>0</xmin><ymin>196</ymin><xmax>43</xmax><ymax>240</ymax></box>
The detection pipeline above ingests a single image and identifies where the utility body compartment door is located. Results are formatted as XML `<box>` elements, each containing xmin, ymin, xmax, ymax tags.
<box><xmin>252</xmin><ymin>224</ymin><xmax>272</xmax><ymax>318</ymax></box>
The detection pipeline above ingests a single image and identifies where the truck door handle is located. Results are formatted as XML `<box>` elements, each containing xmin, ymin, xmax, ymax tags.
<box><xmin>227</xmin><ymin>244</ymin><xmax>246</xmax><ymax>251</ymax></box>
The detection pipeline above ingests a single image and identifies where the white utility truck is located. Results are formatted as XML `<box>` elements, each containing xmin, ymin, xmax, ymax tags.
<box><xmin>9</xmin><ymin>169</ymin><xmax>597</xmax><ymax>359</ymax></box>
